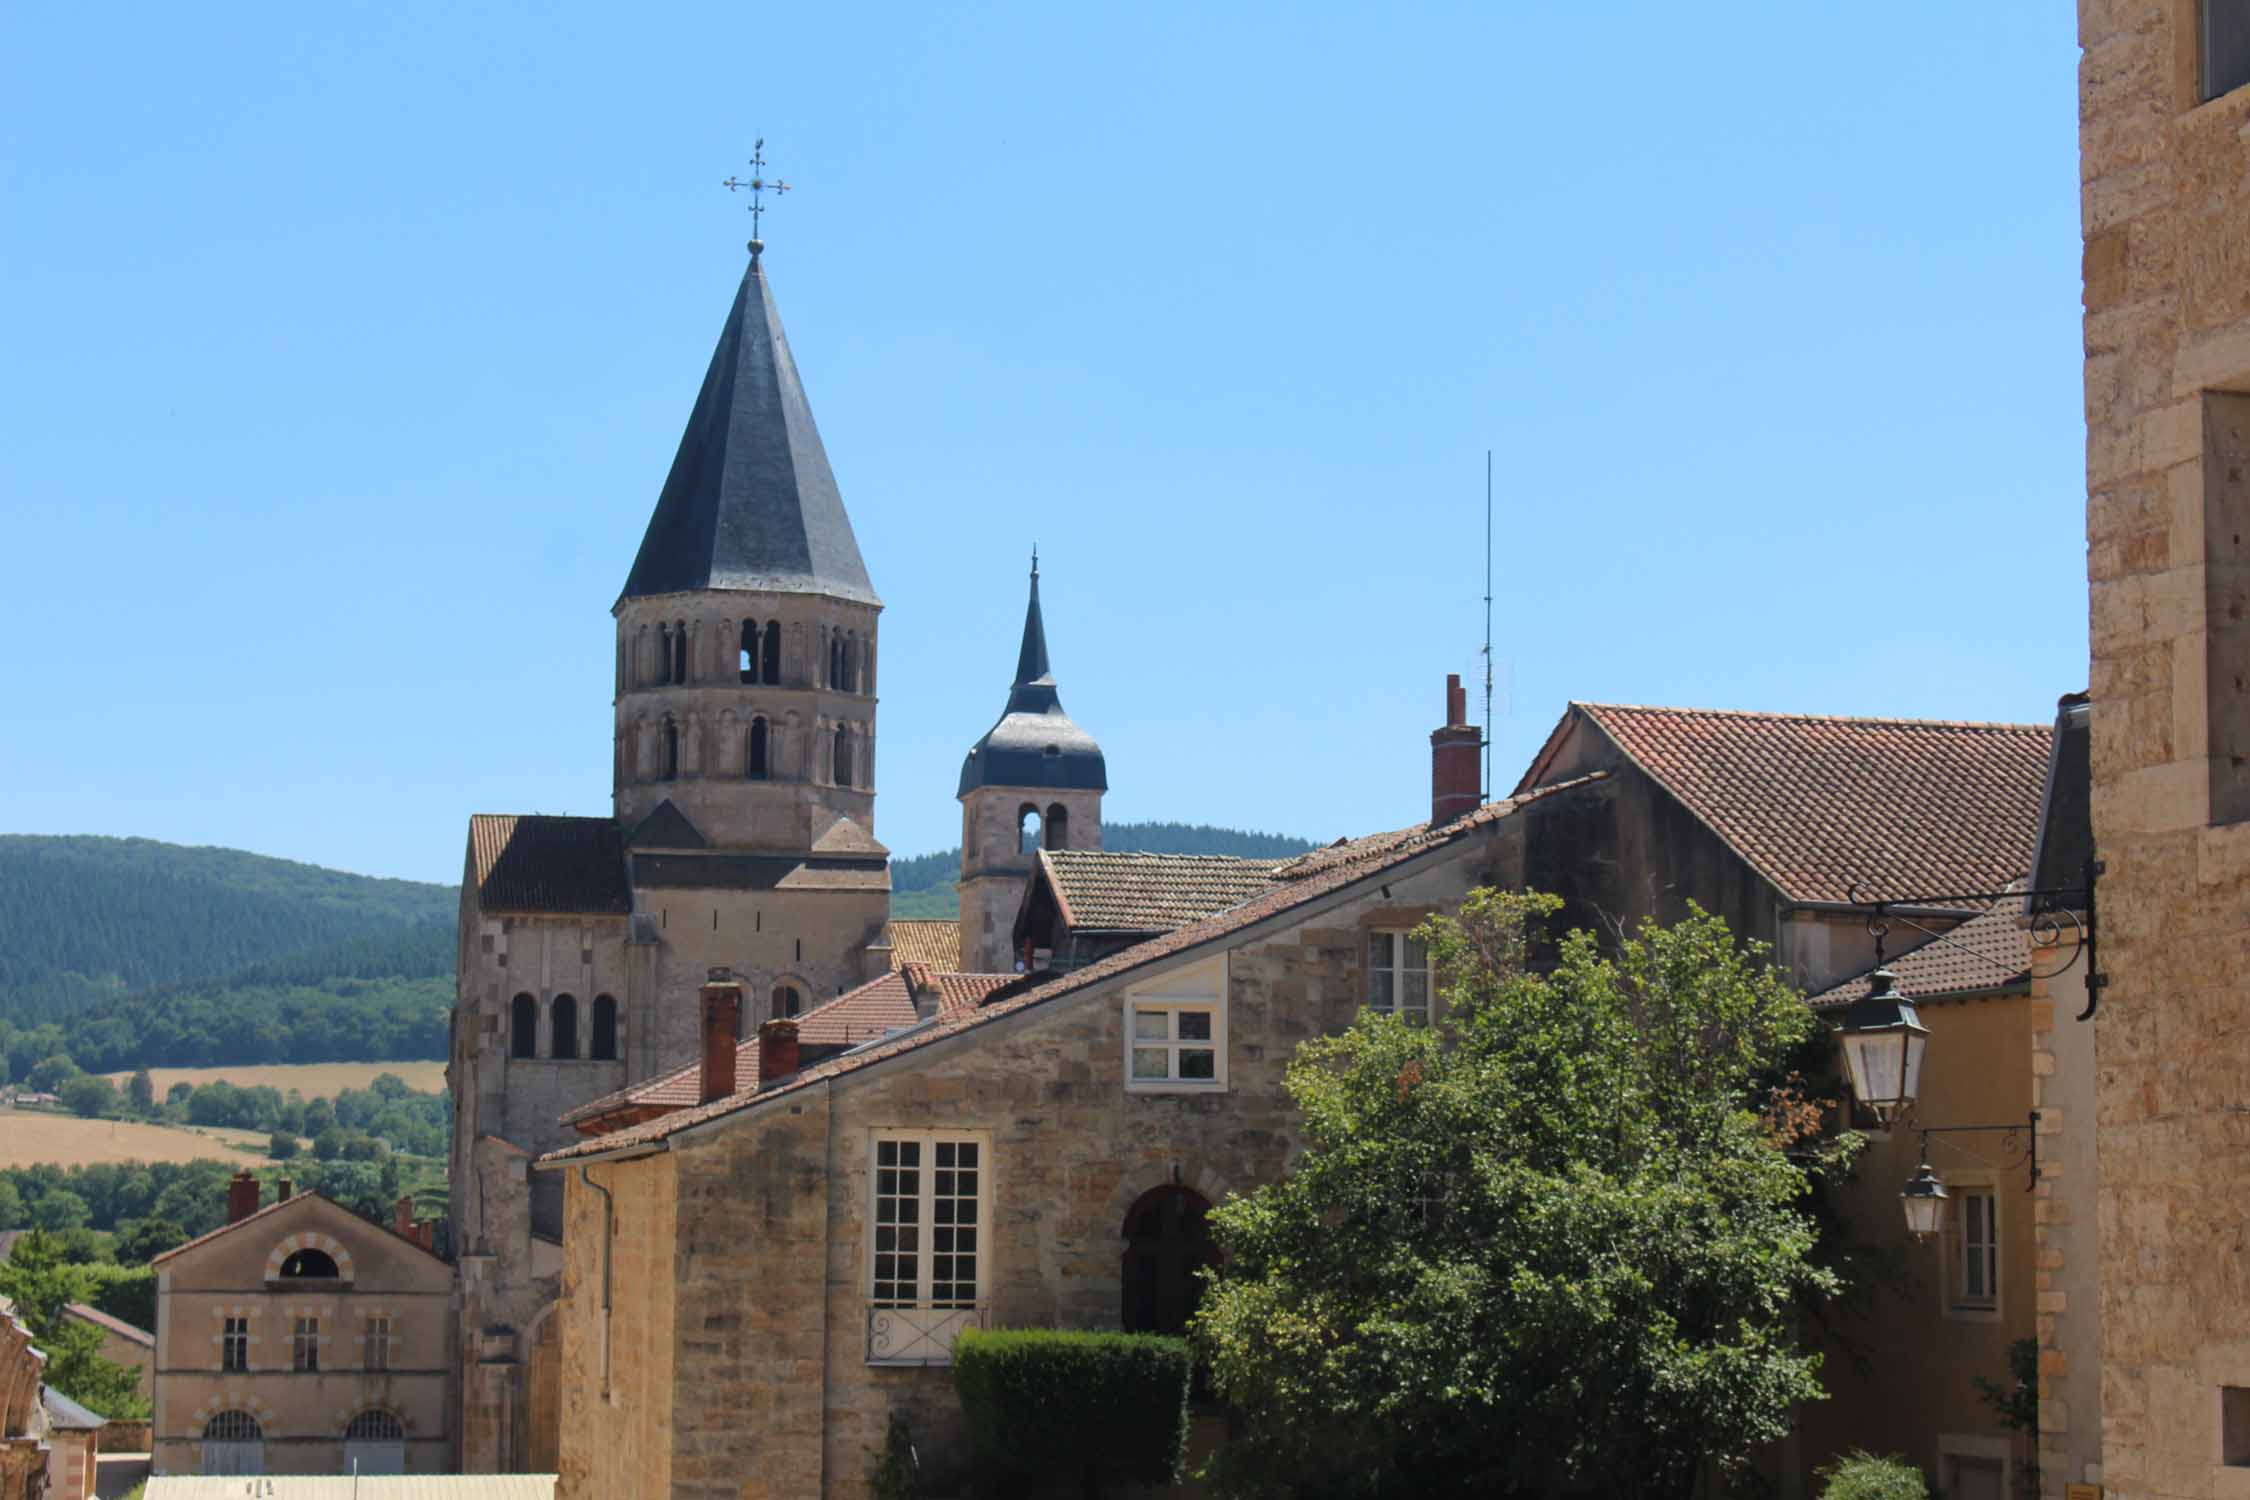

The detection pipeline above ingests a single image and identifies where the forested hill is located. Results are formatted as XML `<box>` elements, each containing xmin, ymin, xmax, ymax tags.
<box><xmin>0</xmin><ymin>836</ymin><xmax>457</xmax><ymax>1070</ymax></box>
<box><xmin>888</xmin><ymin>821</ymin><xmax>1319</xmax><ymax>918</ymax></box>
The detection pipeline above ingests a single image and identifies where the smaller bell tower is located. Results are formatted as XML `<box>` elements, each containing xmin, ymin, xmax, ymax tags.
<box><xmin>958</xmin><ymin>558</ymin><xmax>1106</xmax><ymax>971</ymax></box>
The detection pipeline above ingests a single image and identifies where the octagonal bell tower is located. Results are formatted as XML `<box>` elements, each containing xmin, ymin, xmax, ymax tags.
<box><xmin>957</xmin><ymin>559</ymin><xmax>1105</xmax><ymax>971</ymax></box>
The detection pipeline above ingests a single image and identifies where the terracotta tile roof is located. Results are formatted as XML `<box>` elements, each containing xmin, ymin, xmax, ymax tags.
<box><xmin>1040</xmin><ymin>851</ymin><xmax>1288</xmax><ymax>932</ymax></box>
<box><xmin>62</xmin><ymin>1303</ymin><xmax>151</xmax><ymax>1348</ymax></box>
<box><xmin>1807</xmin><ymin>893</ymin><xmax>2033</xmax><ymax>1011</ymax></box>
<box><xmin>468</xmin><ymin>814</ymin><xmax>631</xmax><ymax>915</ymax></box>
<box><xmin>148</xmin><ymin>1191</ymin><xmax>448</xmax><ymax>1266</ymax></box>
<box><xmin>541</xmin><ymin>779</ymin><xmax>1601</xmax><ymax>1165</ymax></box>
<box><xmin>1516</xmin><ymin>703</ymin><xmax>2053</xmax><ymax>906</ymax></box>
<box><xmin>883</xmin><ymin>919</ymin><xmax>963</xmax><ymax>971</ymax></box>
<box><xmin>559</xmin><ymin>969</ymin><xmax>1015</xmax><ymax>1126</ymax></box>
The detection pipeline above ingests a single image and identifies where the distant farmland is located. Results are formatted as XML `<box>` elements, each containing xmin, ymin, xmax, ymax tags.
<box><xmin>101</xmin><ymin>1061</ymin><xmax>448</xmax><ymax>1099</ymax></box>
<box><xmin>0</xmin><ymin>1110</ymin><xmax>274</xmax><ymax>1169</ymax></box>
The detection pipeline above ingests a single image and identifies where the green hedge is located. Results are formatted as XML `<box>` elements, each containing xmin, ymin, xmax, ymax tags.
<box><xmin>1817</xmin><ymin>1451</ymin><xmax>1928</xmax><ymax>1500</ymax></box>
<box><xmin>953</xmin><ymin>1327</ymin><xmax>1191</xmax><ymax>1496</ymax></box>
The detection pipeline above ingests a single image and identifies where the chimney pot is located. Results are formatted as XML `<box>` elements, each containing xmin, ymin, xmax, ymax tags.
<box><xmin>394</xmin><ymin>1195</ymin><xmax>415</xmax><ymax>1238</ymax></box>
<box><xmin>226</xmin><ymin>1170</ymin><xmax>261</xmax><ymax>1225</ymax></box>
<box><xmin>1430</xmin><ymin>673</ymin><xmax>1482</xmax><ymax>825</ymax></box>
<box><xmin>758</xmin><ymin>1018</ymin><xmax>801</xmax><ymax>1087</ymax></box>
<box><xmin>699</xmin><ymin>974</ymin><xmax>745</xmax><ymax>1105</ymax></box>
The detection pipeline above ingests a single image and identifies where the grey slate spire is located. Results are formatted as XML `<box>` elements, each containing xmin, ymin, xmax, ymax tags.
<box><xmin>959</xmin><ymin>561</ymin><xmax>1107</xmax><ymax>795</ymax></box>
<box><xmin>620</xmin><ymin>253</ymin><xmax>878</xmax><ymax>605</ymax></box>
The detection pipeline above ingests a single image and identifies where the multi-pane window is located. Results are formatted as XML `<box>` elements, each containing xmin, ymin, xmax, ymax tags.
<box><xmin>1122</xmin><ymin>956</ymin><xmax>1227</xmax><ymax>1092</ymax></box>
<box><xmin>221</xmin><ymin>1317</ymin><xmax>249</xmax><ymax>1373</ymax></box>
<box><xmin>1956</xmin><ymin>1190</ymin><xmax>1998</xmax><ymax>1309</ymax></box>
<box><xmin>871</xmin><ymin>1137</ymin><xmax>981</xmax><ymax>1309</ymax></box>
<box><xmin>363</xmin><ymin>1315</ymin><xmax>392</xmax><ymax>1371</ymax></box>
<box><xmin>1130</xmin><ymin>1007</ymin><xmax>1218</xmax><ymax>1083</ymax></box>
<box><xmin>1367</xmin><ymin>932</ymin><xmax>1431</xmax><ymax>1023</ymax></box>
<box><xmin>292</xmin><ymin>1316</ymin><xmax>320</xmax><ymax>1372</ymax></box>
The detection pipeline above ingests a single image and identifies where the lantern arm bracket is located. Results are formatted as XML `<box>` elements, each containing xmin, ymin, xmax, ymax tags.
<box><xmin>1838</xmin><ymin>856</ymin><xmax>2107</xmax><ymax>1022</ymax></box>
<box><xmin>1915</xmin><ymin>1112</ymin><xmax>2040</xmax><ymax>1192</ymax></box>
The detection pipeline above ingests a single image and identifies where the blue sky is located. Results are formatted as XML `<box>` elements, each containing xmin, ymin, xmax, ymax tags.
<box><xmin>0</xmin><ymin>3</ymin><xmax>2088</xmax><ymax>885</ymax></box>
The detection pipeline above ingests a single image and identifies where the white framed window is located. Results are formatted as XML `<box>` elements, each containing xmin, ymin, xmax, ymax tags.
<box><xmin>363</xmin><ymin>1315</ymin><xmax>392</xmax><ymax>1371</ymax></box>
<box><xmin>1941</xmin><ymin>1181</ymin><xmax>2001</xmax><ymax>1319</ymax></box>
<box><xmin>1123</xmin><ymin>955</ymin><xmax>1227</xmax><ymax>1092</ymax></box>
<box><xmin>221</xmin><ymin>1316</ymin><xmax>249</xmax><ymax>1373</ymax></box>
<box><xmin>292</xmin><ymin>1315</ymin><xmax>320</xmax><ymax>1372</ymax></box>
<box><xmin>1367</xmin><ymin>931</ymin><xmax>1431</xmax><ymax>1023</ymax></box>
<box><xmin>866</xmin><ymin>1132</ymin><xmax>990</xmax><ymax>1366</ymax></box>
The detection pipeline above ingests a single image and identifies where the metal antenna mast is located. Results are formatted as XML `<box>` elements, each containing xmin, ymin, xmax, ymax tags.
<box><xmin>1482</xmin><ymin>450</ymin><xmax>1494</xmax><ymax>800</ymax></box>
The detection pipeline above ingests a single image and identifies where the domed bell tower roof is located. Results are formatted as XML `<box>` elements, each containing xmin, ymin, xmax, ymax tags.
<box><xmin>958</xmin><ymin>559</ymin><xmax>1107</xmax><ymax>797</ymax></box>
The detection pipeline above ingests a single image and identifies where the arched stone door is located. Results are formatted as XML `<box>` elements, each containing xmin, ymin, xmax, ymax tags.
<box><xmin>1121</xmin><ymin>1186</ymin><xmax>1216</xmax><ymax>1337</ymax></box>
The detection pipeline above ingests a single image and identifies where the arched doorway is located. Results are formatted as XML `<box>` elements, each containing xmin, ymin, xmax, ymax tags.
<box><xmin>1121</xmin><ymin>1186</ymin><xmax>1216</xmax><ymax>1337</ymax></box>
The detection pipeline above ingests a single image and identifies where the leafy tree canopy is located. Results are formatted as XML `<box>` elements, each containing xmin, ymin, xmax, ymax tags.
<box><xmin>1194</xmin><ymin>890</ymin><xmax>1859</xmax><ymax>1500</ymax></box>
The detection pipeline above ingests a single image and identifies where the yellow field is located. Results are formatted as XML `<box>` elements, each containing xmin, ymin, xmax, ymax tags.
<box><xmin>0</xmin><ymin>1110</ymin><xmax>276</xmax><ymax>1169</ymax></box>
<box><xmin>98</xmin><ymin>1061</ymin><xmax>447</xmax><ymax>1099</ymax></box>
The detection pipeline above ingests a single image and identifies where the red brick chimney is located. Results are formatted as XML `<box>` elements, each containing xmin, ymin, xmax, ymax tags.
<box><xmin>394</xmin><ymin>1195</ymin><xmax>415</xmax><ymax>1238</ymax></box>
<box><xmin>226</xmin><ymin>1169</ymin><xmax>260</xmax><ymax>1225</ymax></box>
<box><xmin>699</xmin><ymin>968</ymin><xmax>744</xmax><ymax>1105</ymax></box>
<box><xmin>1431</xmin><ymin>673</ymin><xmax>1482</xmax><ymax>825</ymax></box>
<box><xmin>758</xmin><ymin>1017</ymin><xmax>801</xmax><ymax>1088</ymax></box>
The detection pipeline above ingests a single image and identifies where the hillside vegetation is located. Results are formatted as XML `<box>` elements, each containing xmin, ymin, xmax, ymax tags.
<box><xmin>887</xmin><ymin>820</ymin><xmax>1318</xmax><ymax>918</ymax></box>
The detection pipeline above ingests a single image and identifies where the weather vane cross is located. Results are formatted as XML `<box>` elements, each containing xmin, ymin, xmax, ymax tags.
<box><xmin>722</xmin><ymin>138</ymin><xmax>792</xmax><ymax>249</ymax></box>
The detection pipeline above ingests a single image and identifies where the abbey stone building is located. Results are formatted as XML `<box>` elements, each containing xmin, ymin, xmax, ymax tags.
<box><xmin>446</xmin><ymin>236</ymin><xmax>1107</xmax><ymax>1473</ymax></box>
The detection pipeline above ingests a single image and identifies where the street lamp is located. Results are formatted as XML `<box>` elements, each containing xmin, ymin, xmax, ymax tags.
<box><xmin>1900</xmin><ymin>1152</ymin><xmax>1948</xmax><ymax>1240</ymax></box>
<box><xmin>1834</xmin><ymin>968</ymin><xmax>1928</xmax><ymax>1125</ymax></box>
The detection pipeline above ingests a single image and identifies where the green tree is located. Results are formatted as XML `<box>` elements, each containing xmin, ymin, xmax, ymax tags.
<box><xmin>114</xmin><ymin>1217</ymin><xmax>189</xmax><ymax>1265</ymax></box>
<box><xmin>126</xmin><ymin>1068</ymin><xmax>156</xmax><ymax>1115</ymax></box>
<box><xmin>33</xmin><ymin>1190</ymin><xmax>91</xmax><ymax>1233</ymax></box>
<box><xmin>267</xmin><ymin>1131</ymin><xmax>299</xmax><ymax>1161</ymax></box>
<box><xmin>0</xmin><ymin>1182</ymin><xmax>22</xmax><ymax>1231</ymax></box>
<box><xmin>312</xmin><ymin>1128</ymin><xmax>346</xmax><ymax>1161</ymax></box>
<box><xmin>60</xmin><ymin>1074</ymin><xmax>117</xmax><ymax>1119</ymax></box>
<box><xmin>27</xmin><ymin>1053</ymin><xmax>80</xmax><ymax>1093</ymax></box>
<box><xmin>0</xmin><ymin>1229</ymin><xmax>150</xmax><ymax>1420</ymax></box>
<box><xmin>1193</xmin><ymin>891</ymin><xmax>1858</xmax><ymax>1500</ymax></box>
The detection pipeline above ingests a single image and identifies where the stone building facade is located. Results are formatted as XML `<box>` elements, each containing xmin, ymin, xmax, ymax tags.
<box><xmin>149</xmin><ymin>1182</ymin><xmax>453</xmax><ymax>1478</ymax></box>
<box><xmin>2078</xmin><ymin>4</ymin><xmax>2250</xmax><ymax>1498</ymax></box>
<box><xmin>447</xmin><ymin>243</ymin><xmax>898</xmax><ymax>1472</ymax></box>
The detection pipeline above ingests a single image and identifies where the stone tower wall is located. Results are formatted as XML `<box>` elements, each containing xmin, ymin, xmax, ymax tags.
<box><xmin>2079</xmin><ymin>4</ymin><xmax>2250</xmax><ymax>1497</ymax></box>
<box><xmin>957</xmin><ymin>787</ymin><xmax>1102</xmax><ymax>971</ymax></box>
<box><xmin>613</xmin><ymin>592</ymin><xmax>880</xmax><ymax>847</ymax></box>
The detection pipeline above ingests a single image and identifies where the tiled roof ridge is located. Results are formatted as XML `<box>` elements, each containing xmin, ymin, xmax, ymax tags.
<box><xmin>543</xmin><ymin>779</ymin><xmax>1600</xmax><ymax>1165</ymax></box>
<box><xmin>1807</xmin><ymin>889</ymin><xmax>2033</xmax><ymax>1010</ymax></box>
<box><xmin>468</xmin><ymin>810</ymin><xmax>614</xmax><ymax>824</ymax></box>
<box><xmin>147</xmin><ymin>1189</ymin><xmax>450</xmax><ymax>1267</ymax></box>
<box><xmin>1045</xmin><ymin>850</ymin><xmax>1288</xmax><ymax>864</ymax></box>
<box><xmin>1575</xmin><ymin>701</ymin><xmax>2050</xmax><ymax>734</ymax></box>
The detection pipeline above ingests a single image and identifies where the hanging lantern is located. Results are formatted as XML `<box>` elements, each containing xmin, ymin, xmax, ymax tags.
<box><xmin>1901</xmin><ymin>1154</ymin><xmax>1948</xmax><ymax>1239</ymax></box>
<box><xmin>1835</xmin><ymin>968</ymin><xmax>1929</xmax><ymax>1124</ymax></box>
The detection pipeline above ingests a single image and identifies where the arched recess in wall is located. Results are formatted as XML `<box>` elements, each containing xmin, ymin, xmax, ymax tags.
<box><xmin>739</xmin><ymin>621</ymin><xmax>757</xmax><ymax>684</ymax></box>
<box><xmin>771</xmin><ymin>983</ymin><xmax>803</xmax><ymax>1020</ymax></box>
<box><xmin>762</xmin><ymin>619</ymin><xmax>782</xmax><ymax>684</ymax></box>
<box><xmin>551</xmin><ymin>994</ymin><xmax>578</xmax><ymax>1060</ymax></box>
<box><xmin>1121</xmin><ymin>1185</ymin><xmax>1217</xmax><ymax>1338</ymax></box>
<box><xmin>510</xmin><ymin>994</ymin><xmax>537</xmax><ymax>1059</ymax></box>
<box><xmin>662</xmin><ymin>719</ymin><xmax>680</xmax><ymax>782</ymax></box>
<box><xmin>834</xmin><ymin>724</ymin><xmax>853</xmax><ymax>788</ymax></box>
<box><xmin>1045</xmin><ymin>804</ymin><xmax>1069</xmax><ymax>851</ymax></box>
<box><xmin>1018</xmin><ymin>805</ymin><xmax>1042</xmax><ymax>855</ymax></box>
<box><xmin>590</xmin><ymin>995</ymin><xmax>618</xmax><ymax>1060</ymax></box>
<box><xmin>748</xmin><ymin>717</ymin><xmax>770</xmax><ymax>780</ymax></box>
<box><xmin>670</xmin><ymin>621</ymin><xmax>688</xmax><ymax>684</ymax></box>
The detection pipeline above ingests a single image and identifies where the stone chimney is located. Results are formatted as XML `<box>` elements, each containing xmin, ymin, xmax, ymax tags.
<box><xmin>226</xmin><ymin>1169</ymin><xmax>260</xmax><ymax>1225</ymax></box>
<box><xmin>394</xmin><ymin>1195</ymin><xmax>415</xmax><ymax>1238</ymax></box>
<box><xmin>904</xmin><ymin>963</ymin><xmax>940</xmax><ymax>1022</ymax></box>
<box><xmin>276</xmin><ymin>1179</ymin><xmax>293</xmax><ymax>1202</ymax></box>
<box><xmin>699</xmin><ymin>968</ymin><xmax>745</xmax><ymax>1105</ymax></box>
<box><xmin>758</xmin><ymin>1017</ymin><xmax>801</xmax><ymax>1088</ymax></box>
<box><xmin>1430</xmin><ymin>673</ymin><xmax>1482</xmax><ymax>825</ymax></box>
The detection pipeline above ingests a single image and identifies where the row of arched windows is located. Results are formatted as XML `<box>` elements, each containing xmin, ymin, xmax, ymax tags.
<box><xmin>509</xmin><ymin>993</ymin><xmax>619</xmax><ymax>1061</ymax></box>
<box><xmin>619</xmin><ymin>617</ymin><xmax>875</xmax><ymax>695</ymax></box>
<box><xmin>1018</xmin><ymin>802</ymin><xmax>1073</xmax><ymax>854</ymax></box>
<box><xmin>629</xmin><ymin>713</ymin><xmax>867</xmax><ymax>789</ymax></box>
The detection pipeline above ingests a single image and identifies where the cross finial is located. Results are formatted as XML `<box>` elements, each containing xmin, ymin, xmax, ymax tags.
<box><xmin>1030</xmin><ymin>544</ymin><xmax>1039</xmax><ymax>579</ymax></box>
<box><xmin>722</xmin><ymin>138</ymin><xmax>792</xmax><ymax>257</ymax></box>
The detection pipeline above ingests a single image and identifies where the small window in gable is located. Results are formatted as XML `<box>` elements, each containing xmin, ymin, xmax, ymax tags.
<box><xmin>1124</xmin><ymin>954</ymin><xmax>1227</xmax><ymax>1093</ymax></box>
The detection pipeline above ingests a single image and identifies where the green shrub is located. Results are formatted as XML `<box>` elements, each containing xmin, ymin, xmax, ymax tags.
<box><xmin>868</xmin><ymin>1409</ymin><xmax>920</xmax><ymax>1500</ymax></box>
<box><xmin>1818</xmin><ymin>1450</ymin><xmax>1928</xmax><ymax>1500</ymax></box>
<box><xmin>953</xmin><ymin>1327</ymin><xmax>1190</xmax><ymax>1498</ymax></box>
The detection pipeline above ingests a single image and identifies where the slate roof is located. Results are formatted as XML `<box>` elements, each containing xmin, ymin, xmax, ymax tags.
<box><xmin>468</xmin><ymin>815</ymin><xmax>631</xmax><ymax>915</ymax></box>
<box><xmin>1039</xmin><ymin>850</ymin><xmax>1287</xmax><ymax>933</ymax></box>
<box><xmin>883</xmin><ymin>919</ymin><xmax>963</xmax><ymax>971</ymax></box>
<box><xmin>62</xmin><ymin>1302</ymin><xmax>151</xmax><ymax>1348</ymax></box>
<box><xmin>1516</xmin><ymin>703</ymin><xmax>2053</xmax><ymax>906</ymax></box>
<box><xmin>41</xmin><ymin>1385</ymin><xmax>105</xmax><ymax>1431</ymax></box>
<box><xmin>620</xmin><ymin>254</ymin><xmax>878</xmax><ymax>606</ymax></box>
<box><xmin>543</xmin><ymin>780</ymin><xmax>1598</xmax><ymax>1164</ymax></box>
<box><xmin>959</xmin><ymin>565</ymin><xmax>1106</xmax><ymax>795</ymax></box>
<box><xmin>1807</xmin><ymin>893</ymin><xmax>2032</xmax><ymax>1011</ymax></box>
<box><xmin>560</xmin><ymin>969</ymin><xmax>1014</xmax><ymax>1126</ymax></box>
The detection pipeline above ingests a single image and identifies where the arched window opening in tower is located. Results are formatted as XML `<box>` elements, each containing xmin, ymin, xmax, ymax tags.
<box><xmin>511</xmin><ymin>994</ymin><xmax>538</xmax><ymax>1059</ymax></box>
<box><xmin>748</xmin><ymin>717</ymin><xmax>770</xmax><ymax>780</ymax></box>
<box><xmin>663</xmin><ymin>719</ymin><xmax>680</xmax><ymax>782</ymax></box>
<box><xmin>656</xmin><ymin>624</ymin><xmax>672</xmax><ymax>685</ymax></box>
<box><xmin>829</xmin><ymin>635</ymin><xmax>843</xmax><ymax>690</ymax></box>
<box><xmin>762</xmin><ymin>619</ymin><xmax>782</xmax><ymax>684</ymax></box>
<box><xmin>590</xmin><ymin>995</ymin><xmax>618</xmax><ymax>1060</ymax></box>
<box><xmin>834</xmin><ymin>724</ymin><xmax>852</xmax><ymax>788</ymax></box>
<box><xmin>1046</xmin><ymin>803</ymin><xmax>1069</xmax><ymax>851</ymax></box>
<box><xmin>551</xmin><ymin>994</ymin><xmax>579</xmax><ymax>1060</ymax></box>
<box><xmin>671</xmin><ymin>621</ymin><xmax>689</xmax><ymax>684</ymax></box>
<box><xmin>844</xmin><ymin>635</ymin><xmax>860</xmax><ymax>694</ymax></box>
<box><xmin>280</xmin><ymin>1247</ymin><xmax>341</xmax><ymax>1279</ymax></box>
<box><xmin>773</xmin><ymin>985</ymin><xmax>802</xmax><ymax>1020</ymax></box>
<box><xmin>1019</xmin><ymin>805</ymin><xmax>1043</xmax><ymax>855</ymax></box>
<box><xmin>739</xmin><ymin>621</ymin><xmax>756</xmax><ymax>684</ymax></box>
